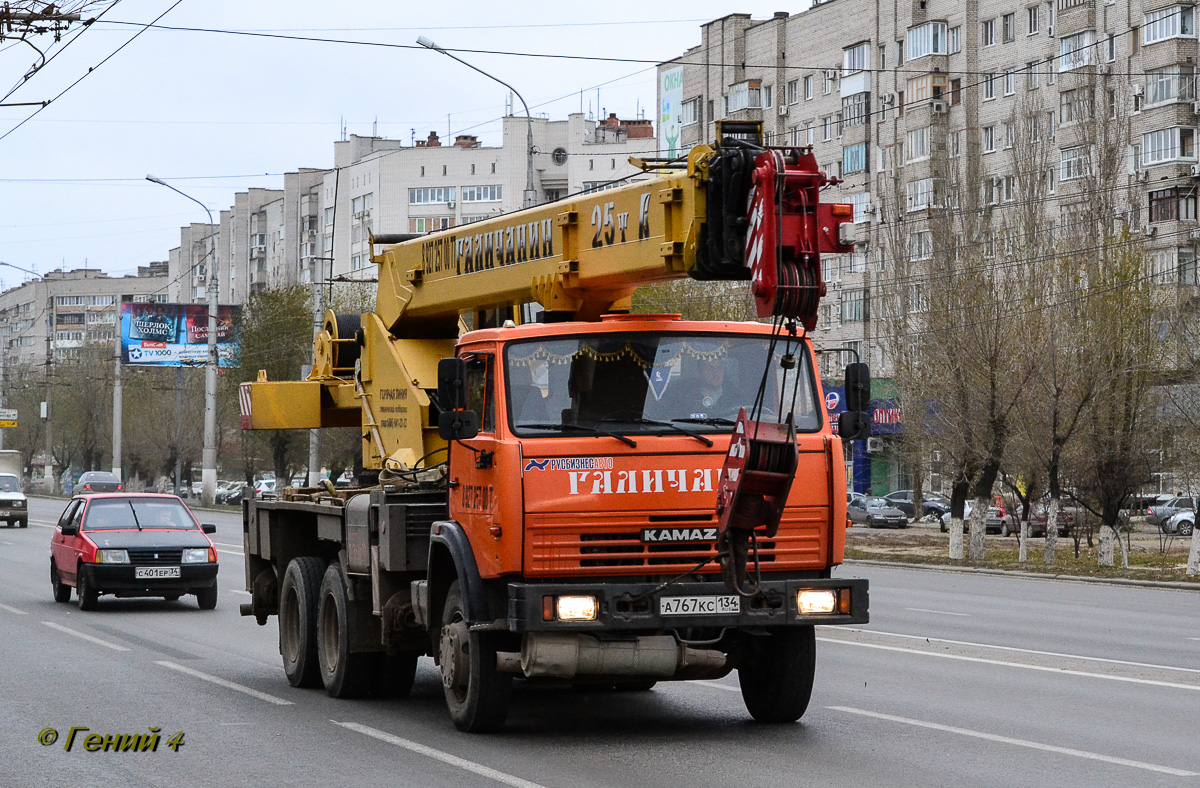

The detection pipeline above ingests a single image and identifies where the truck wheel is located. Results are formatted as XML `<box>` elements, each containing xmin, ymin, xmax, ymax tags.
<box><xmin>372</xmin><ymin>651</ymin><xmax>419</xmax><ymax>698</ymax></box>
<box><xmin>51</xmin><ymin>561</ymin><xmax>71</xmax><ymax>603</ymax></box>
<box><xmin>279</xmin><ymin>556</ymin><xmax>325</xmax><ymax>688</ymax></box>
<box><xmin>316</xmin><ymin>561</ymin><xmax>374</xmax><ymax>698</ymax></box>
<box><xmin>438</xmin><ymin>580</ymin><xmax>512</xmax><ymax>732</ymax></box>
<box><xmin>196</xmin><ymin>585</ymin><xmax>218</xmax><ymax>610</ymax></box>
<box><xmin>76</xmin><ymin>565</ymin><xmax>99</xmax><ymax>611</ymax></box>
<box><xmin>738</xmin><ymin>626</ymin><xmax>816</xmax><ymax>723</ymax></box>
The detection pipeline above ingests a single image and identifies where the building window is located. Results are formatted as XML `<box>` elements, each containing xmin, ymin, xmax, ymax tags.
<box><xmin>681</xmin><ymin>98</ymin><xmax>699</xmax><ymax>126</ymax></box>
<box><xmin>1143</xmin><ymin>127</ymin><xmax>1197</xmax><ymax>166</ymax></box>
<box><xmin>983</xmin><ymin>125</ymin><xmax>996</xmax><ymax>152</ymax></box>
<box><xmin>763</xmin><ymin>85</ymin><xmax>773</xmax><ymax>109</ymax></box>
<box><xmin>906</xmin><ymin>127</ymin><xmax>929</xmax><ymax>162</ymax></box>
<box><xmin>822</xmin><ymin>115</ymin><xmax>834</xmax><ymax>141</ymax></box>
<box><xmin>843</xmin><ymin>142</ymin><xmax>867</xmax><ymax>174</ymax></box>
<box><xmin>949</xmin><ymin>130</ymin><xmax>962</xmax><ymax>158</ymax></box>
<box><xmin>1059</xmin><ymin>89</ymin><xmax>1093</xmax><ymax>124</ymax></box>
<box><xmin>1060</xmin><ymin>146</ymin><xmax>1089</xmax><ymax>180</ymax></box>
<box><xmin>1004</xmin><ymin>69</ymin><xmax>1016</xmax><ymax>95</ymax></box>
<box><xmin>1003</xmin><ymin>13</ymin><xmax>1015</xmax><ymax>42</ymax></box>
<box><xmin>728</xmin><ymin>80</ymin><xmax>763</xmax><ymax>112</ymax></box>
<box><xmin>948</xmin><ymin>25</ymin><xmax>962</xmax><ymax>54</ymax></box>
<box><xmin>461</xmin><ymin>185</ymin><xmax>503</xmax><ymax>202</ymax></box>
<box><xmin>843</xmin><ymin>42</ymin><xmax>870</xmax><ymax>75</ymax></box>
<box><xmin>787</xmin><ymin>79</ymin><xmax>799</xmax><ymax>104</ymax></box>
<box><xmin>907</xmin><ymin>22</ymin><xmax>948</xmax><ymax>59</ymax></box>
<box><xmin>409</xmin><ymin>187</ymin><xmax>456</xmax><ymax>205</ymax></box>
<box><xmin>806</xmin><ymin>123</ymin><xmax>814</xmax><ymax>145</ymax></box>
<box><xmin>1060</xmin><ymin>30</ymin><xmax>1095</xmax><ymax>72</ymax></box>
<box><xmin>804</xmin><ymin>75</ymin><xmax>814</xmax><ymax>100</ymax></box>
<box><xmin>846</xmin><ymin>192</ymin><xmax>873</xmax><ymax>223</ymax></box>
<box><xmin>56</xmin><ymin>296</ymin><xmax>84</xmax><ymax>306</ymax></box>
<box><xmin>906</xmin><ymin>178</ymin><xmax>934</xmax><ymax>211</ymax></box>
<box><xmin>1027</xmin><ymin>62</ymin><xmax>1041</xmax><ymax>90</ymax></box>
<box><xmin>984</xmin><ymin>73</ymin><xmax>996</xmax><ymax>100</ymax></box>
<box><xmin>1106</xmin><ymin>33</ymin><xmax>1116</xmax><ymax>62</ymax></box>
<box><xmin>982</xmin><ymin>19</ymin><xmax>996</xmax><ymax>46</ymax></box>
<box><xmin>909</xmin><ymin>231</ymin><xmax>933</xmax><ymax>260</ymax></box>
<box><xmin>840</xmin><ymin>289</ymin><xmax>869</xmax><ymax>323</ymax></box>
<box><xmin>907</xmin><ymin>73</ymin><xmax>948</xmax><ymax>103</ymax></box>
<box><xmin>1146</xmin><ymin>67</ymin><xmax>1195</xmax><ymax>105</ymax></box>
<box><xmin>842</xmin><ymin>92</ymin><xmax>870</xmax><ymax>128</ymax></box>
<box><xmin>1028</xmin><ymin>6</ymin><xmax>1041</xmax><ymax>34</ymax></box>
<box><xmin>823</xmin><ymin>70</ymin><xmax>835</xmax><ymax>95</ymax></box>
<box><xmin>1144</xmin><ymin>5</ymin><xmax>1194</xmax><ymax>45</ymax></box>
<box><xmin>1004</xmin><ymin>122</ymin><xmax>1014</xmax><ymax>149</ymax></box>
<box><xmin>1149</xmin><ymin>187</ymin><xmax>1198</xmax><ymax>222</ymax></box>
<box><xmin>950</xmin><ymin>78</ymin><xmax>962</xmax><ymax>104</ymax></box>
<box><xmin>1181</xmin><ymin>249</ymin><xmax>1198</xmax><ymax>285</ymax></box>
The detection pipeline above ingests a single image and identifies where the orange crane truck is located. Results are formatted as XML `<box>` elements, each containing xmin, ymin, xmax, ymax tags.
<box><xmin>238</xmin><ymin>122</ymin><xmax>871</xmax><ymax>731</ymax></box>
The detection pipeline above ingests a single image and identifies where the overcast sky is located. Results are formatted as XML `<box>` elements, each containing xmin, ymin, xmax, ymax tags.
<box><xmin>0</xmin><ymin>1</ymin><xmax>802</xmax><ymax>289</ymax></box>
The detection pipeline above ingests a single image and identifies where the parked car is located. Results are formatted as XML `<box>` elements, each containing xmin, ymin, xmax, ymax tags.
<box><xmin>940</xmin><ymin>501</ymin><xmax>1004</xmax><ymax>534</ymax></box>
<box><xmin>1162</xmin><ymin>509</ymin><xmax>1195</xmax><ymax>536</ymax></box>
<box><xmin>0</xmin><ymin>472</ymin><xmax>28</xmax><ymax>528</ymax></box>
<box><xmin>49</xmin><ymin>493</ymin><xmax>219</xmax><ymax>610</ymax></box>
<box><xmin>76</xmin><ymin>471</ymin><xmax>123</xmax><ymax>495</ymax></box>
<box><xmin>848</xmin><ymin>496</ymin><xmax>908</xmax><ymax>528</ymax></box>
<box><xmin>1010</xmin><ymin>499</ymin><xmax>1076</xmax><ymax>538</ymax></box>
<box><xmin>884</xmin><ymin>489</ymin><xmax>950</xmax><ymax>521</ymax></box>
<box><xmin>255</xmin><ymin>478</ymin><xmax>276</xmax><ymax>497</ymax></box>
<box><xmin>1146</xmin><ymin>496</ymin><xmax>1195</xmax><ymax>529</ymax></box>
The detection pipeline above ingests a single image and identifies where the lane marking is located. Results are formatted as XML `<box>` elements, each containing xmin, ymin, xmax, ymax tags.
<box><xmin>903</xmin><ymin>607</ymin><xmax>970</xmax><ymax>617</ymax></box>
<box><xmin>829</xmin><ymin>706</ymin><xmax>1199</xmax><ymax>777</ymax></box>
<box><xmin>331</xmin><ymin>721</ymin><xmax>547</xmax><ymax>788</ymax></box>
<box><xmin>212</xmin><ymin>542</ymin><xmax>243</xmax><ymax>548</ymax></box>
<box><xmin>230</xmin><ymin>589</ymin><xmax>251</xmax><ymax>596</ymax></box>
<box><xmin>2</xmin><ymin>540</ymin><xmax>15</xmax><ymax>545</ymax></box>
<box><xmin>215</xmin><ymin>548</ymin><xmax>244</xmax><ymax>557</ymax></box>
<box><xmin>155</xmin><ymin>661</ymin><xmax>293</xmax><ymax>706</ymax></box>
<box><xmin>825</xmin><ymin>627</ymin><xmax>1200</xmax><ymax>676</ymax></box>
<box><xmin>688</xmin><ymin>679</ymin><xmax>740</xmax><ymax>693</ymax></box>
<box><xmin>0</xmin><ymin>602</ymin><xmax>28</xmax><ymax>615</ymax></box>
<box><xmin>816</xmin><ymin>637</ymin><xmax>1200</xmax><ymax>691</ymax></box>
<box><xmin>42</xmin><ymin>621</ymin><xmax>129</xmax><ymax>651</ymax></box>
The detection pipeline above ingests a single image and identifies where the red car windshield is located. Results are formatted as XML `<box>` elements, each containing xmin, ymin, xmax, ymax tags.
<box><xmin>83</xmin><ymin>499</ymin><xmax>197</xmax><ymax>531</ymax></box>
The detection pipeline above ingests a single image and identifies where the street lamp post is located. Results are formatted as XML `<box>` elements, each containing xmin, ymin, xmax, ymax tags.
<box><xmin>0</xmin><ymin>260</ymin><xmax>43</xmax><ymax>459</ymax></box>
<box><xmin>416</xmin><ymin>36</ymin><xmax>537</xmax><ymax>209</ymax></box>
<box><xmin>146</xmin><ymin>175</ymin><xmax>220</xmax><ymax>507</ymax></box>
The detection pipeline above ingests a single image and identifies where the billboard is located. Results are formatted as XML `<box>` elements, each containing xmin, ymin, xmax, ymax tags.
<box><xmin>120</xmin><ymin>303</ymin><xmax>240</xmax><ymax>367</ymax></box>
<box><xmin>659</xmin><ymin>66</ymin><xmax>684</xmax><ymax>159</ymax></box>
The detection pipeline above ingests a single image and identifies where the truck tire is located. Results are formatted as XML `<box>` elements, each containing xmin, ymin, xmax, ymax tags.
<box><xmin>738</xmin><ymin>625</ymin><xmax>816</xmax><ymax>723</ymax></box>
<box><xmin>279</xmin><ymin>556</ymin><xmax>325</xmax><ymax>688</ymax></box>
<box><xmin>438</xmin><ymin>580</ymin><xmax>512</xmax><ymax>732</ymax></box>
<box><xmin>76</xmin><ymin>565</ymin><xmax>98</xmax><ymax>611</ymax></box>
<box><xmin>316</xmin><ymin>561</ymin><xmax>374</xmax><ymax>698</ymax></box>
<box><xmin>372</xmin><ymin>651</ymin><xmax>419</xmax><ymax>699</ymax></box>
<box><xmin>51</xmin><ymin>561</ymin><xmax>71</xmax><ymax>603</ymax></box>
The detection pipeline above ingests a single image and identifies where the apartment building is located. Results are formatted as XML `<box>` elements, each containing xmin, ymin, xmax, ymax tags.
<box><xmin>661</xmin><ymin>2</ymin><xmax>1199</xmax><ymax>490</ymax></box>
<box><xmin>0</xmin><ymin>265</ymin><xmax>170</xmax><ymax>368</ymax></box>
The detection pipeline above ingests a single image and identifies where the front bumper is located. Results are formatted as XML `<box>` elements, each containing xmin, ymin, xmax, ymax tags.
<box><xmin>506</xmin><ymin>577</ymin><xmax>868</xmax><ymax>633</ymax></box>
<box><xmin>82</xmin><ymin>563</ymin><xmax>218</xmax><ymax>595</ymax></box>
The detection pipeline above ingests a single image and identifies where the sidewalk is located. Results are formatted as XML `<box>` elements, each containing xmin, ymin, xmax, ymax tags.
<box><xmin>845</xmin><ymin>557</ymin><xmax>1200</xmax><ymax>592</ymax></box>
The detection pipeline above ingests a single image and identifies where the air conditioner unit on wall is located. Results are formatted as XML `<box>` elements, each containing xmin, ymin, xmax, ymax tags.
<box><xmin>1191</xmin><ymin>164</ymin><xmax>1200</xmax><ymax>177</ymax></box>
<box><xmin>1145</xmin><ymin>224</ymin><xmax>1158</xmax><ymax>237</ymax></box>
<box><xmin>779</xmin><ymin>104</ymin><xmax>789</xmax><ymax>116</ymax></box>
<box><xmin>1189</xmin><ymin>228</ymin><xmax>1200</xmax><ymax>240</ymax></box>
<box><xmin>1138</xmin><ymin>170</ymin><xmax>1150</xmax><ymax>182</ymax></box>
<box><xmin>931</xmin><ymin>100</ymin><xmax>948</xmax><ymax>114</ymax></box>
<box><xmin>866</xmin><ymin>437</ymin><xmax>884</xmax><ymax>453</ymax></box>
<box><xmin>1132</xmin><ymin>83</ymin><xmax>1144</xmax><ymax>96</ymax></box>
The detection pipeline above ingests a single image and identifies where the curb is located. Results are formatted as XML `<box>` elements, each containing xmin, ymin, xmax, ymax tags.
<box><xmin>844</xmin><ymin>558</ymin><xmax>1200</xmax><ymax>592</ymax></box>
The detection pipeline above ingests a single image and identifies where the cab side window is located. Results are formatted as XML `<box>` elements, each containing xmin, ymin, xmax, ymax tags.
<box><xmin>465</xmin><ymin>355</ymin><xmax>495</xmax><ymax>433</ymax></box>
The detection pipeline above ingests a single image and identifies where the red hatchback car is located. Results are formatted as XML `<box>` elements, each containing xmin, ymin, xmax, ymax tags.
<box><xmin>49</xmin><ymin>494</ymin><xmax>219</xmax><ymax>611</ymax></box>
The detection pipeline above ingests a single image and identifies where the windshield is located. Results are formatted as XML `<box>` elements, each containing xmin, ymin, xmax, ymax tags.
<box><xmin>83</xmin><ymin>498</ymin><xmax>198</xmax><ymax>531</ymax></box>
<box><xmin>867</xmin><ymin>497</ymin><xmax>889</xmax><ymax>507</ymax></box>
<box><xmin>0</xmin><ymin>476</ymin><xmax>19</xmax><ymax>492</ymax></box>
<box><xmin>505</xmin><ymin>332</ymin><xmax>821</xmax><ymax>436</ymax></box>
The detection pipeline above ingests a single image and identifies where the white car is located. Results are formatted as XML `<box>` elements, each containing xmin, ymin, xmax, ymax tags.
<box><xmin>0</xmin><ymin>473</ymin><xmax>28</xmax><ymax>528</ymax></box>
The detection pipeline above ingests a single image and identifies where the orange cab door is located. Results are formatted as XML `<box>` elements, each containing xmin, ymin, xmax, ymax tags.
<box><xmin>450</xmin><ymin>353</ymin><xmax>505</xmax><ymax>578</ymax></box>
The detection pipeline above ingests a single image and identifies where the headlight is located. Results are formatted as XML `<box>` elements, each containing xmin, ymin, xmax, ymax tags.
<box><xmin>796</xmin><ymin>589</ymin><xmax>837</xmax><ymax>615</ymax></box>
<box><xmin>95</xmin><ymin>549</ymin><xmax>129</xmax><ymax>564</ymax></box>
<box><xmin>182</xmin><ymin>548</ymin><xmax>210</xmax><ymax>564</ymax></box>
<box><xmin>555</xmin><ymin>595</ymin><xmax>598</xmax><ymax>622</ymax></box>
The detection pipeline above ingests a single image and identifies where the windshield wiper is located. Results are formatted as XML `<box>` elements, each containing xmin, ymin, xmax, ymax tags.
<box><xmin>127</xmin><ymin>501</ymin><xmax>143</xmax><ymax>531</ymax></box>
<box><xmin>670</xmin><ymin>416</ymin><xmax>737</xmax><ymax>427</ymax></box>
<box><xmin>516</xmin><ymin>422</ymin><xmax>637</xmax><ymax>448</ymax></box>
<box><xmin>595</xmin><ymin>417</ymin><xmax>714</xmax><ymax>447</ymax></box>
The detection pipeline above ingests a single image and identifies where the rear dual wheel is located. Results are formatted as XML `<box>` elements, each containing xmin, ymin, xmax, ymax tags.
<box><xmin>279</xmin><ymin>556</ymin><xmax>325</xmax><ymax>688</ymax></box>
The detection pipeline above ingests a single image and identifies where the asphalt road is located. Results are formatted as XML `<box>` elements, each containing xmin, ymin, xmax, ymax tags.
<box><xmin>2</xmin><ymin>496</ymin><xmax>1198</xmax><ymax>788</ymax></box>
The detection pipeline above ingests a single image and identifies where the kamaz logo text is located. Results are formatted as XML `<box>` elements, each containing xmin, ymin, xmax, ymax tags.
<box><xmin>640</xmin><ymin>527</ymin><xmax>718</xmax><ymax>543</ymax></box>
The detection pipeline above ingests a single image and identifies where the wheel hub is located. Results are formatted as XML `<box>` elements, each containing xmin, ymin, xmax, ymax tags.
<box><xmin>439</xmin><ymin>621</ymin><xmax>470</xmax><ymax>693</ymax></box>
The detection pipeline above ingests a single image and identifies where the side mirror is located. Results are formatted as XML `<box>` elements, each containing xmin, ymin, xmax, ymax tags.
<box><xmin>438</xmin><ymin>409</ymin><xmax>480</xmax><ymax>441</ymax></box>
<box><xmin>437</xmin><ymin>357</ymin><xmax>468</xmax><ymax>410</ymax></box>
<box><xmin>838</xmin><ymin>410</ymin><xmax>871</xmax><ymax>441</ymax></box>
<box><xmin>60</xmin><ymin>523</ymin><xmax>78</xmax><ymax>537</ymax></box>
<box><xmin>845</xmin><ymin>362</ymin><xmax>871</xmax><ymax>412</ymax></box>
<box><xmin>201</xmin><ymin>524</ymin><xmax>216</xmax><ymax>534</ymax></box>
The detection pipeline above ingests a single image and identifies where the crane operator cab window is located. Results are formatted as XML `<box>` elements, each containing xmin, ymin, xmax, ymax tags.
<box><xmin>505</xmin><ymin>333</ymin><xmax>821</xmax><ymax>437</ymax></box>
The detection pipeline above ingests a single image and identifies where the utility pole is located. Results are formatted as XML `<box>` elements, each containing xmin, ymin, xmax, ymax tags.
<box><xmin>307</xmin><ymin>279</ymin><xmax>324</xmax><ymax>487</ymax></box>
<box><xmin>43</xmin><ymin>293</ymin><xmax>55</xmax><ymax>495</ymax></box>
<box><xmin>111</xmin><ymin>304</ymin><xmax>122</xmax><ymax>481</ymax></box>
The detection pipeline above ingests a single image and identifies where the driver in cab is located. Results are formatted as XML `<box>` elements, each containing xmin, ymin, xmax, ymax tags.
<box><xmin>686</xmin><ymin>355</ymin><xmax>730</xmax><ymax>417</ymax></box>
